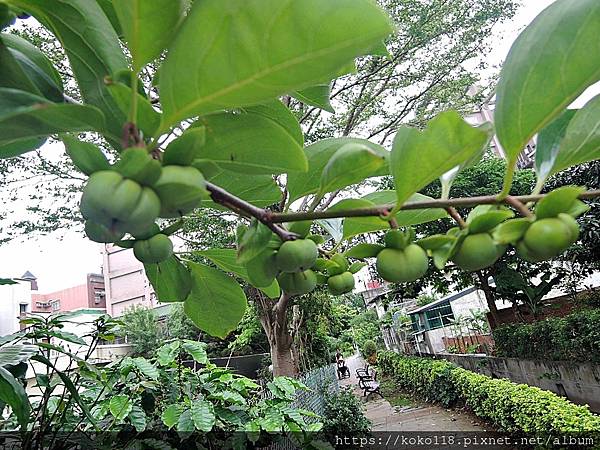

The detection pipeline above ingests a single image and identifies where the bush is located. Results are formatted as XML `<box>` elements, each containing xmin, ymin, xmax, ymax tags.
<box><xmin>377</xmin><ymin>352</ymin><xmax>600</xmax><ymax>435</ymax></box>
<box><xmin>361</xmin><ymin>339</ymin><xmax>377</xmax><ymax>362</ymax></box>
<box><xmin>493</xmin><ymin>308</ymin><xmax>600</xmax><ymax>363</ymax></box>
<box><xmin>322</xmin><ymin>387</ymin><xmax>371</xmax><ymax>448</ymax></box>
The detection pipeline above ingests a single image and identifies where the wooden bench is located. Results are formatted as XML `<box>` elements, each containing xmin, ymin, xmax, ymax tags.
<box><xmin>356</xmin><ymin>365</ymin><xmax>383</xmax><ymax>398</ymax></box>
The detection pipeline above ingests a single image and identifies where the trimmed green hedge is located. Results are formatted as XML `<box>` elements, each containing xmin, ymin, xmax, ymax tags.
<box><xmin>378</xmin><ymin>352</ymin><xmax>600</xmax><ymax>434</ymax></box>
<box><xmin>492</xmin><ymin>308</ymin><xmax>600</xmax><ymax>363</ymax></box>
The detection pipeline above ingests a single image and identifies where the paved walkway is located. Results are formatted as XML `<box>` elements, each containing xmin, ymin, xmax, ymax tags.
<box><xmin>340</xmin><ymin>355</ymin><xmax>490</xmax><ymax>432</ymax></box>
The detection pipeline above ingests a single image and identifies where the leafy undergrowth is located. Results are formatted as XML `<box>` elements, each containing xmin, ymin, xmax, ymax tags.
<box><xmin>379</xmin><ymin>376</ymin><xmax>414</xmax><ymax>408</ymax></box>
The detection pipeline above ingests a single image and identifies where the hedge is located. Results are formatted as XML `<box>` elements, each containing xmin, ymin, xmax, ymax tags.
<box><xmin>377</xmin><ymin>352</ymin><xmax>600</xmax><ymax>434</ymax></box>
<box><xmin>492</xmin><ymin>308</ymin><xmax>600</xmax><ymax>363</ymax></box>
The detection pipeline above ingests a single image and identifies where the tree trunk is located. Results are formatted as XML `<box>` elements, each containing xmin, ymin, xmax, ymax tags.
<box><xmin>255</xmin><ymin>290</ymin><xmax>300</xmax><ymax>378</ymax></box>
<box><xmin>476</xmin><ymin>271</ymin><xmax>499</xmax><ymax>329</ymax></box>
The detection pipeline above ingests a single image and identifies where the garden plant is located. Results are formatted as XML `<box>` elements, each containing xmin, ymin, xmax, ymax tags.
<box><xmin>1</xmin><ymin>0</ymin><xmax>600</xmax><ymax>439</ymax></box>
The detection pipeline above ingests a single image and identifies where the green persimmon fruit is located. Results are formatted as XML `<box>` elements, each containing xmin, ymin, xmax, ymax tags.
<box><xmin>452</xmin><ymin>233</ymin><xmax>506</xmax><ymax>272</ymax></box>
<box><xmin>153</xmin><ymin>166</ymin><xmax>208</xmax><ymax>218</ymax></box>
<box><xmin>328</xmin><ymin>271</ymin><xmax>355</xmax><ymax>295</ymax></box>
<box><xmin>80</xmin><ymin>171</ymin><xmax>159</xmax><ymax>233</ymax></box>
<box><xmin>133</xmin><ymin>234</ymin><xmax>173</xmax><ymax>264</ymax></box>
<box><xmin>131</xmin><ymin>223</ymin><xmax>161</xmax><ymax>240</ymax></box>
<box><xmin>517</xmin><ymin>215</ymin><xmax>579</xmax><ymax>262</ymax></box>
<box><xmin>384</xmin><ymin>230</ymin><xmax>406</xmax><ymax>249</ymax></box>
<box><xmin>114</xmin><ymin>148</ymin><xmax>162</xmax><ymax>186</ymax></box>
<box><xmin>277</xmin><ymin>270</ymin><xmax>317</xmax><ymax>295</ymax></box>
<box><xmin>118</xmin><ymin>188</ymin><xmax>161</xmax><ymax>234</ymax></box>
<box><xmin>286</xmin><ymin>220</ymin><xmax>313</xmax><ymax>238</ymax></box>
<box><xmin>376</xmin><ymin>244</ymin><xmax>428</xmax><ymax>283</ymax></box>
<box><xmin>275</xmin><ymin>239</ymin><xmax>318</xmax><ymax>273</ymax></box>
<box><xmin>84</xmin><ymin>220</ymin><xmax>124</xmax><ymax>243</ymax></box>
<box><xmin>246</xmin><ymin>250</ymin><xmax>279</xmax><ymax>288</ymax></box>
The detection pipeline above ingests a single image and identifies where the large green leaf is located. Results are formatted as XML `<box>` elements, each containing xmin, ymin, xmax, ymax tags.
<box><xmin>495</xmin><ymin>0</ymin><xmax>600</xmax><ymax>163</ymax></box>
<box><xmin>191</xmin><ymin>399</ymin><xmax>216</xmax><ymax>432</ymax></box>
<box><xmin>184</xmin><ymin>263</ymin><xmax>248</xmax><ymax>339</ymax></box>
<box><xmin>144</xmin><ymin>256</ymin><xmax>192</xmax><ymax>303</ymax></box>
<box><xmin>106</xmin><ymin>81</ymin><xmax>161</xmax><ymax>136</ymax></box>
<box><xmin>198</xmin><ymin>164</ymin><xmax>282</xmax><ymax>209</ymax></box>
<box><xmin>552</xmin><ymin>96</ymin><xmax>600</xmax><ymax>175</ymax></box>
<box><xmin>109</xmin><ymin>395</ymin><xmax>132</xmax><ymax>421</ymax></box>
<box><xmin>132</xmin><ymin>357</ymin><xmax>159</xmax><ymax>380</ymax></box>
<box><xmin>0</xmin><ymin>344</ymin><xmax>37</xmax><ymax>366</ymax></box>
<box><xmin>0</xmin><ymin>366</ymin><xmax>29</xmax><ymax>427</ymax></box>
<box><xmin>128</xmin><ymin>405</ymin><xmax>147</xmax><ymax>432</ymax></box>
<box><xmin>162</xmin><ymin>403</ymin><xmax>184</xmax><ymax>429</ymax></box>
<box><xmin>181</xmin><ymin>340</ymin><xmax>208</xmax><ymax>364</ymax></box>
<box><xmin>287</xmin><ymin>137</ymin><xmax>389</xmax><ymax>204</ymax></box>
<box><xmin>0</xmin><ymin>89</ymin><xmax>105</xmax><ymax>155</ymax></box>
<box><xmin>158</xmin><ymin>0</ymin><xmax>392</xmax><ymax>129</ymax></box>
<box><xmin>535</xmin><ymin>109</ymin><xmax>577</xmax><ymax>186</ymax></box>
<box><xmin>319</xmin><ymin>142</ymin><xmax>387</xmax><ymax>197</ymax></box>
<box><xmin>292</xmin><ymin>84</ymin><xmax>334</xmax><ymax>113</ymax></box>
<box><xmin>113</xmin><ymin>0</ymin><xmax>186</xmax><ymax>72</ymax></box>
<box><xmin>196</xmin><ymin>248</ymin><xmax>280</xmax><ymax>299</ymax></box>
<box><xmin>195</xmin><ymin>102</ymin><xmax>306</xmax><ymax>175</ymax></box>
<box><xmin>8</xmin><ymin>0</ymin><xmax>128</xmax><ymax>146</ymax></box>
<box><xmin>329</xmin><ymin>191</ymin><xmax>447</xmax><ymax>241</ymax></box>
<box><xmin>1</xmin><ymin>33</ymin><xmax>62</xmax><ymax>90</ymax></box>
<box><xmin>390</xmin><ymin>111</ymin><xmax>492</xmax><ymax>206</ymax></box>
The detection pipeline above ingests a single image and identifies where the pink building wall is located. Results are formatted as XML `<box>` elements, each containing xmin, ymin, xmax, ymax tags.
<box><xmin>31</xmin><ymin>274</ymin><xmax>105</xmax><ymax>313</ymax></box>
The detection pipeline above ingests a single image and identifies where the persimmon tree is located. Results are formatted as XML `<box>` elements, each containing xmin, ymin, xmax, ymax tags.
<box><xmin>1</xmin><ymin>0</ymin><xmax>600</xmax><ymax>379</ymax></box>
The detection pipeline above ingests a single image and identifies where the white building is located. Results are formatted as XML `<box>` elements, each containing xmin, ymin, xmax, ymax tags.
<box><xmin>0</xmin><ymin>273</ymin><xmax>34</xmax><ymax>336</ymax></box>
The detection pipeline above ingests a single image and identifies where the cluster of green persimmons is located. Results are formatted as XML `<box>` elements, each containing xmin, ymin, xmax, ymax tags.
<box><xmin>73</xmin><ymin>133</ymin><xmax>585</xmax><ymax>297</ymax></box>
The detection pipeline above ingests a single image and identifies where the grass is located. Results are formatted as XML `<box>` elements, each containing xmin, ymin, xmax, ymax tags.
<box><xmin>379</xmin><ymin>377</ymin><xmax>413</xmax><ymax>408</ymax></box>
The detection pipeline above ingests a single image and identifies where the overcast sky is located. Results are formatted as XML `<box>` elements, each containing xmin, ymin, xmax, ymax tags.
<box><xmin>0</xmin><ymin>1</ymin><xmax>565</xmax><ymax>293</ymax></box>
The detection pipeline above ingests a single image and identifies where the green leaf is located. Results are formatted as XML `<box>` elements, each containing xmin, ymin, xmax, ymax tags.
<box><xmin>535</xmin><ymin>109</ymin><xmax>577</xmax><ymax>185</ymax></box>
<box><xmin>348</xmin><ymin>262</ymin><xmax>366</xmax><ymax>274</ymax></box>
<box><xmin>191</xmin><ymin>399</ymin><xmax>216</xmax><ymax>432</ymax></box>
<box><xmin>197</xmin><ymin>162</ymin><xmax>282</xmax><ymax>209</ymax></box>
<box><xmin>0</xmin><ymin>137</ymin><xmax>46</xmax><ymax>159</ymax></box>
<box><xmin>319</xmin><ymin>143</ymin><xmax>387</xmax><ymax>196</ymax></box>
<box><xmin>184</xmin><ymin>263</ymin><xmax>248</xmax><ymax>339</ymax></box>
<box><xmin>8</xmin><ymin>0</ymin><xmax>128</xmax><ymax>146</ymax></box>
<box><xmin>391</xmin><ymin>111</ymin><xmax>492</xmax><ymax>206</ymax></box>
<box><xmin>344</xmin><ymin>243</ymin><xmax>384</xmax><ymax>259</ymax></box>
<box><xmin>132</xmin><ymin>357</ymin><xmax>159</xmax><ymax>380</ymax></box>
<box><xmin>181</xmin><ymin>340</ymin><xmax>208</xmax><ymax>364</ymax></box>
<box><xmin>113</xmin><ymin>0</ymin><xmax>186</xmax><ymax>72</ymax></box>
<box><xmin>0</xmin><ymin>344</ymin><xmax>37</xmax><ymax>366</ymax></box>
<box><xmin>535</xmin><ymin>185</ymin><xmax>586</xmax><ymax>219</ymax></box>
<box><xmin>0</xmin><ymin>278</ymin><xmax>17</xmax><ymax>285</ymax></box>
<box><xmin>0</xmin><ymin>366</ymin><xmax>29</xmax><ymax>427</ymax></box>
<box><xmin>62</xmin><ymin>136</ymin><xmax>111</xmax><ymax>176</ymax></box>
<box><xmin>292</xmin><ymin>84</ymin><xmax>334</xmax><ymax>113</ymax></box>
<box><xmin>144</xmin><ymin>256</ymin><xmax>192</xmax><ymax>303</ymax></box>
<box><xmin>128</xmin><ymin>405</ymin><xmax>147</xmax><ymax>432</ymax></box>
<box><xmin>468</xmin><ymin>210</ymin><xmax>515</xmax><ymax>234</ymax></box>
<box><xmin>196</xmin><ymin>248</ymin><xmax>280</xmax><ymax>299</ymax></box>
<box><xmin>237</xmin><ymin>220</ymin><xmax>273</xmax><ymax>264</ymax></box>
<box><xmin>0</xmin><ymin>89</ymin><xmax>105</xmax><ymax>154</ymax></box>
<box><xmin>163</xmin><ymin>127</ymin><xmax>206</xmax><ymax>167</ymax></box>
<box><xmin>417</xmin><ymin>235</ymin><xmax>456</xmax><ymax>251</ymax></box>
<box><xmin>495</xmin><ymin>0</ymin><xmax>600</xmax><ymax>163</ymax></box>
<box><xmin>1</xmin><ymin>33</ymin><xmax>62</xmax><ymax>90</ymax></box>
<box><xmin>156</xmin><ymin>341</ymin><xmax>180</xmax><ymax>366</ymax></box>
<box><xmin>159</xmin><ymin>0</ymin><xmax>392</xmax><ymax>128</ymax></box>
<box><xmin>329</xmin><ymin>191</ymin><xmax>447</xmax><ymax>241</ymax></box>
<box><xmin>553</xmin><ymin>95</ymin><xmax>600</xmax><ymax>175</ymax></box>
<box><xmin>492</xmin><ymin>218</ymin><xmax>532</xmax><ymax>245</ymax></box>
<box><xmin>195</xmin><ymin>102</ymin><xmax>307</xmax><ymax>175</ymax></box>
<box><xmin>106</xmin><ymin>81</ymin><xmax>161</xmax><ymax>136</ymax></box>
<box><xmin>162</xmin><ymin>403</ymin><xmax>184</xmax><ymax>429</ymax></box>
<box><xmin>287</xmin><ymin>137</ymin><xmax>389</xmax><ymax>204</ymax></box>
<box><xmin>96</xmin><ymin>0</ymin><xmax>122</xmax><ymax>36</ymax></box>
<box><xmin>109</xmin><ymin>395</ymin><xmax>132</xmax><ymax>421</ymax></box>
<box><xmin>0</xmin><ymin>33</ymin><xmax>62</xmax><ymax>101</ymax></box>
<box><xmin>47</xmin><ymin>330</ymin><xmax>87</xmax><ymax>346</ymax></box>
<box><xmin>177</xmin><ymin>409</ymin><xmax>194</xmax><ymax>433</ymax></box>
<box><xmin>210</xmin><ymin>390</ymin><xmax>246</xmax><ymax>405</ymax></box>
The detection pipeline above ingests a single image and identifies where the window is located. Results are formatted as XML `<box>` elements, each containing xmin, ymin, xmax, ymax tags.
<box><xmin>424</xmin><ymin>303</ymin><xmax>454</xmax><ymax>330</ymax></box>
<box><xmin>19</xmin><ymin>304</ymin><xmax>27</xmax><ymax>314</ymax></box>
<box><xmin>94</xmin><ymin>289</ymin><xmax>105</xmax><ymax>304</ymax></box>
<box><xmin>51</xmin><ymin>300</ymin><xmax>60</xmax><ymax>311</ymax></box>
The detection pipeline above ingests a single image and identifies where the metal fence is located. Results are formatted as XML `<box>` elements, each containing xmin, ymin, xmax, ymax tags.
<box><xmin>267</xmin><ymin>364</ymin><xmax>339</xmax><ymax>450</ymax></box>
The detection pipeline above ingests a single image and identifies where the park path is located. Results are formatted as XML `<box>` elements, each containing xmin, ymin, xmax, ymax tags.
<box><xmin>340</xmin><ymin>354</ymin><xmax>490</xmax><ymax>432</ymax></box>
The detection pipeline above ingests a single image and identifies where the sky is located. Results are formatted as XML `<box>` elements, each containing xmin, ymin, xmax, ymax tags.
<box><xmin>0</xmin><ymin>0</ymin><xmax>569</xmax><ymax>293</ymax></box>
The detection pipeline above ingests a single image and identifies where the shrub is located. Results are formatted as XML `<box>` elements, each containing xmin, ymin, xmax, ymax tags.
<box><xmin>361</xmin><ymin>339</ymin><xmax>377</xmax><ymax>361</ymax></box>
<box><xmin>377</xmin><ymin>352</ymin><xmax>600</xmax><ymax>435</ymax></box>
<box><xmin>322</xmin><ymin>387</ymin><xmax>371</xmax><ymax>448</ymax></box>
<box><xmin>493</xmin><ymin>308</ymin><xmax>600</xmax><ymax>363</ymax></box>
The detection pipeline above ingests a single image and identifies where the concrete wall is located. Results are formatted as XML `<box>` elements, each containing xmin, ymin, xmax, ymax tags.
<box><xmin>437</xmin><ymin>353</ymin><xmax>600</xmax><ymax>413</ymax></box>
<box><xmin>0</xmin><ymin>280</ymin><xmax>31</xmax><ymax>335</ymax></box>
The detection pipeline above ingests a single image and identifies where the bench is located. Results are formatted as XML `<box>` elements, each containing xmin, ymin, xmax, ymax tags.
<box><xmin>356</xmin><ymin>365</ymin><xmax>383</xmax><ymax>398</ymax></box>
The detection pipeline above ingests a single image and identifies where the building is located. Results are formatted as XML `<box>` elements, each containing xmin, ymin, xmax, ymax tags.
<box><xmin>0</xmin><ymin>273</ymin><xmax>34</xmax><ymax>335</ymax></box>
<box><xmin>102</xmin><ymin>245</ymin><xmax>158</xmax><ymax>317</ymax></box>
<box><xmin>31</xmin><ymin>273</ymin><xmax>105</xmax><ymax>313</ymax></box>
